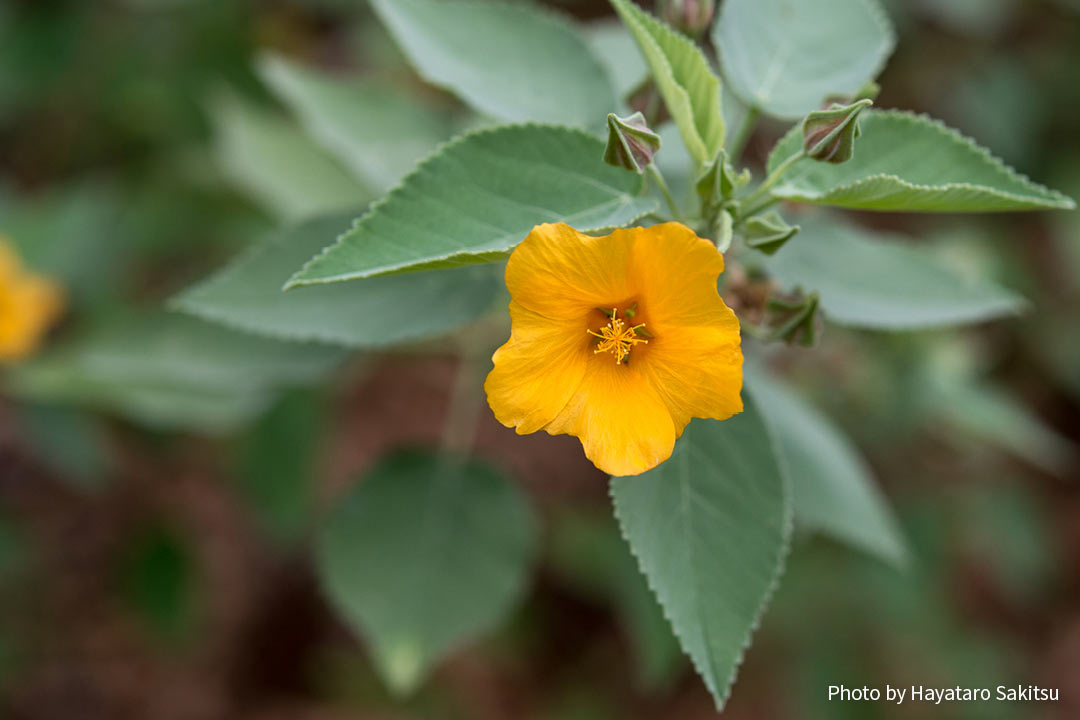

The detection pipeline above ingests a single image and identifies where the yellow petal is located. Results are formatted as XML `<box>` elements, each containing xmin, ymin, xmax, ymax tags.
<box><xmin>505</xmin><ymin>223</ymin><xmax>635</xmax><ymax>321</ymax></box>
<box><xmin>642</xmin><ymin>322</ymin><xmax>743</xmax><ymax>434</ymax></box>
<box><xmin>545</xmin><ymin>356</ymin><xmax>676</xmax><ymax>477</ymax></box>
<box><xmin>627</xmin><ymin>222</ymin><xmax>729</xmax><ymax>331</ymax></box>
<box><xmin>484</xmin><ymin>301</ymin><xmax>588</xmax><ymax>434</ymax></box>
<box><xmin>0</xmin><ymin>273</ymin><xmax>64</xmax><ymax>362</ymax></box>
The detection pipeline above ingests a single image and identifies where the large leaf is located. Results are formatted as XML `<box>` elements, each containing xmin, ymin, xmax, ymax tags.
<box><xmin>714</xmin><ymin>0</ymin><xmax>894</xmax><ymax>119</ymax></box>
<box><xmin>585</xmin><ymin>20</ymin><xmax>649</xmax><ymax>101</ymax></box>
<box><xmin>4</xmin><ymin>311</ymin><xmax>343</xmax><ymax>432</ymax></box>
<box><xmin>210</xmin><ymin>94</ymin><xmax>371</xmax><ymax>222</ymax></box>
<box><xmin>174</xmin><ymin>213</ymin><xmax>502</xmax><ymax>347</ymax></box>
<box><xmin>609</xmin><ymin>0</ymin><xmax>724</xmax><ymax>168</ymax></box>
<box><xmin>762</xmin><ymin>216</ymin><xmax>1026</xmax><ymax>329</ymax></box>
<box><xmin>369</xmin><ymin>0</ymin><xmax>614</xmax><ymax>130</ymax></box>
<box><xmin>318</xmin><ymin>450</ymin><xmax>536</xmax><ymax>693</ymax></box>
<box><xmin>287</xmin><ymin>125</ymin><xmax>656</xmax><ymax>286</ymax></box>
<box><xmin>611</xmin><ymin>397</ymin><xmax>791</xmax><ymax>709</ymax></box>
<box><xmin>767</xmin><ymin>110</ymin><xmax>1075</xmax><ymax>211</ymax></box>
<box><xmin>256</xmin><ymin>53</ymin><xmax>453</xmax><ymax>193</ymax></box>
<box><xmin>746</xmin><ymin>369</ymin><xmax>906</xmax><ymax>566</ymax></box>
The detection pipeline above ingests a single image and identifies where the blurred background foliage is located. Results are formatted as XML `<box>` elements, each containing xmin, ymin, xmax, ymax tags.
<box><xmin>0</xmin><ymin>0</ymin><xmax>1078</xmax><ymax>718</ymax></box>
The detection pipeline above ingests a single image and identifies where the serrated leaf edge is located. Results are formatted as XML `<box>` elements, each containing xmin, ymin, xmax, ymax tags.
<box><xmin>609</xmin><ymin>411</ymin><xmax>794</xmax><ymax>710</ymax></box>
<box><xmin>285</xmin><ymin>122</ymin><xmax>656</xmax><ymax>288</ymax></box>
<box><xmin>769</xmin><ymin>109</ymin><xmax>1077</xmax><ymax>210</ymax></box>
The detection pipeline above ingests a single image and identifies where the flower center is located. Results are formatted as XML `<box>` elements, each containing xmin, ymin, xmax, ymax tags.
<box><xmin>588</xmin><ymin>308</ymin><xmax>649</xmax><ymax>364</ymax></box>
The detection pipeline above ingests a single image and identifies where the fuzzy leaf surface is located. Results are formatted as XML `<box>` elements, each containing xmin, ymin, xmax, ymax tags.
<box><xmin>370</xmin><ymin>0</ymin><xmax>614</xmax><ymax>130</ymax></box>
<box><xmin>288</xmin><ymin>125</ymin><xmax>656</xmax><ymax>285</ymax></box>
<box><xmin>766</xmin><ymin>111</ymin><xmax>1075</xmax><ymax>211</ymax></box>
<box><xmin>763</xmin><ymin>217</ymin><xmax>1026</xmax><ymax>328</ymax></box>
<box><xmin>610</xmin><ymin>397</ymin><xmax>791</xmax><ymax>709</ymax></box>
<box><xmin>318</xmin><ymin>451</ymin><xmax>536</xmax><ymax>694</ymax></box>
<box><xmin>609</xmin><ymin>0</ymin><xmax>724</xmax><ymax>167</ymax></box>
<box><xmin>714</xmin><ymin>0</ymin><xmax>894</xmax><ymax>119</ymax></box>
<box><xmin>174</xmin><ymin>213</ymin><xmax>502</xmax><ymax>347</ymax></box>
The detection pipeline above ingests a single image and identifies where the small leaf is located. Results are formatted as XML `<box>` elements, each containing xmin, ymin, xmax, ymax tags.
<box><xmin>611</xmin><ymin>396</ymin><xmax>791</xmax><ymax>709</ymax></box>
<box><xmin>766</xmin><ymin>110</ymin><xmax>1075</xmax><ymax>211</ymax></box>
<box><xmin>317</xmin><ymin>450</ymin><xmax>536</xmax><ymax>694</ymax></box>
<box><xmin>5</xmin><ymin>311</ymin><xmax>343</xmax><ymax>432</ymax></box>
<box><xmin>742</xmin><ymin>210</ymin><xmax>799</xmax><ymax>255</ymax></box>
<box><xmin>173</xmin><ymin>212</ymin><xmax>502</xmax><ymax>347</ymax></box>
<box><xmin>609</xmin><ymin>0</ymin><xmax>725</xmax><ymax>168</ymax></box>
<box><xmin>288</xmin><ymin>125</ymin><xmax>656</xmax><ymax>285</ymax></box>
<box><xmin>209</xmin><ymin>94</ymin><xmax>371</xmax><ymax>222</ymax></box>
<box><xmin>256</xmin><ymin>53</ymin><xmax>454</xmax><ymax>193</ymax></box>
<box><xmin>762</xmin><ymin>216</ymin><xmax>1027</xmax><ymax>329</ymax></box>
<box><xmin>369</xmin><ymin>0</ymin><xmax>614</xmax><ymax>130</ymax></box>
<box><xmin>745</xmin><ymin>368</ymin><xmax>907</xmax><ymax>566</ymax></box>
<box><xmin>714</xmin><ymin>0</ymin><xmax>894</xmax><ymax>119</ymax></box>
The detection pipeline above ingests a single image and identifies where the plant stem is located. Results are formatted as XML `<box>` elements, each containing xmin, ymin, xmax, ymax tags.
<box><xmin>647</xmin><ymin>164</ymin><xmax>684</xmax><ymax>223</ymax></box>
<box><xmin>737</xmin><ymin>149</ymin><xmax>806</xmax><ymax>219</ymax></box>
<box><xmin>728</xmin><ymin>105</ymin><xmax>760</xmax><ymax>162</ymax></box>
<box><xmin>440</xmin><ymin>348</ymin><xmax>485</xmax><ymax>455</ymax></box>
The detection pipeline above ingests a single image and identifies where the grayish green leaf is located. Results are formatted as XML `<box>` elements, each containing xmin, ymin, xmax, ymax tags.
<box><xmin>585</xmin><ymin>20</ymin><xmax>649</xmax><ymax>101</ymax></box>
<box><xmin>369</xmin><ymin>0</ymin><xmax>614</xmax><ymax>130</ymax></box>
<box><xmin>610</xmin><ymin>0</ymin><xmax>724</xmax><ymax>168</ymax></box>
<box><xmin>746</xmin><ymin>369</ymin><xmax>906</xmax><ymax>566</ymax></box>
<box><xmin>762</xmin><ymin>216</ymin><xmax>1026</xmax><ymax>329</ymax></box>
<box><xmin>766</xmin><ymin>110</ymin><xmax>1075</xmax><ymax>211</ymax></box>
<box><xmin>210</xmin><ymin>94</ymin><xmax>371</xmax><ymax>222</ymax></box>
<box><xmin>288</xmin><ymin>125</ymin><xmax>656</xmax><ymax>285</ymax></box>
<box><xmin>5</xmin><ymin>311</ymin><xmax>343</xmax><ymax>433</ymax></box>
<box><xmin>714</xmin><ymin>0</ymin><xmax>894</xmax><ymax>119</ymax></box>
<box><xmin>611</xmin><ymin>397</ymin><xmax>791</xmax><ymax>709</ymax></box>
<box><xmin>318</xmin><ymin>450</ymin><xmax>536</xmax><ymax>693</ymax></box>
<box><xmin>174</xmin><ymin>212</ymin><xmax>502</xmax><ymax>347</ymax></box>
<box><xmin>256</xmin><ymin>53</ymin><xmax>453</xmax><ymax>193</ymax></box>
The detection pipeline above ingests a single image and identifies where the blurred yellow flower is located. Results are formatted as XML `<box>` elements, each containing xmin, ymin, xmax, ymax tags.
<box><xmin>485</xmin><ymin>222</ymin><xmax>743</xmax><ymax>476</ymax></box>
<box><xmin>0</xmin><ymin>236</ymin><xmax>64</xmax><ymax>363</ymax></box>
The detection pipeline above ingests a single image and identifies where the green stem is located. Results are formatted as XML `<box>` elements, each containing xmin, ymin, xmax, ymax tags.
<box><xmin>737</xmin><ymin>149</ymin><xmax>806</xmax><ymax>219</ymax></box>
<box><xmin>647</xmin><ymin>164</ymin><xmax>683</xmax><ymax>223</ymax></box>
<box><xmin>727</xmin><ymin>105</ymin><xmax>760</xmax><ymax>162</ymax></box>
<box><xmin>734</xmin><ymin>196</ymin><xmax>781</xmax><ymax>228</ymax></box>
<box><xmin>440</xmin><ymin>348</ymin><xmax>485</xmax><ymax>455</ymax></box>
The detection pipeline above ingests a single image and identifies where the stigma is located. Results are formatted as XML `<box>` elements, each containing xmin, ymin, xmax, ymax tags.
<box><xmin>588</xmin><ymin>309</ymin><xmax>648</xmax><ymax>364</ymax></box>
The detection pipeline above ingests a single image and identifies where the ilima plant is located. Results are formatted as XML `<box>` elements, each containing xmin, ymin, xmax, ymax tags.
<box><xmin>14</xmin><ymin>0</ymin><xmax>1071</xmax><ymax>711</ymax></box>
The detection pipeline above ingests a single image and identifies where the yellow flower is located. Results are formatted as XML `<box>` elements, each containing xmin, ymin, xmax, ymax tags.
<box><xmin>0</xmin><ymin>236</ymin><xmax>64</xmax><ymax>363</ymax></box>
<box><xmin>485</xmin><ymin>222</ymin><xmax>743</xmax><ymax>476</ymax></box>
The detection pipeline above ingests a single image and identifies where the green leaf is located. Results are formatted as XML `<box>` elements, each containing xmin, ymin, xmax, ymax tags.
<box><xmin>210</xmin><ymin>94</ymin><xmax>372</xmax><ymax>222</ymax></box>
<box><xmin>317</xmin><ymin>450</ymin><xmax>536</xmax><ymax>694</ymax></box>
<box><xmin>585</xmin><ymin>20</ymin><xmax>649</xmax><ymax>101</ymax></box>
<box><xmin>609</xmin><ymin>0</ymin><xmax>724</xmax><ymax>168</ymax></box>
<box><xmin>256</xmin><ymin>53</ymin><xmax>454</xmax><ymax>193</ymax></box>
<box><xmin>17</xmin><ymin>403</ymin><xmax>111</xmax><ymax>493</ymax></box>
<box><xmin>714</xmin><ymin>0</ymin><xmax>894</xmax><ymax>119</ymax></box>
<box><xmin>761</xmin><ymin>216</ymin><xmax>1026</xmax><ymax>329</ymax></box>
<box><xmin>235</xmin><ymin>390</ymin><xmax>324</xmax><ymax>544</ymax></box>
<box><xmin>5</xmin><ymin>311</ymin><xmax>343</xmax><ymax>433</ymax></box>
<box><xmin>745</xmin><ymin>369</ymin><xmax>906</xmax><ymax>566</ymax></box>
<box><xmin>766</xmin><ymin>110</ymin><xmax>1075</xmax><ymax>211</ymax></box>
<box><xmin>610</xmin><ymin>397</ymin><xmax>791</xmax><ymax>709</ymax></box>
<box><xmin>119</xmin><ymin>524</ymin><xmax>197</xmax><ymax>643</ymax></box>
<box><xmin>369</xmin><ymin>0</ymin><xmax>614</xmax><ymax>130</ymax></box>
<box><xmin>173</xmin><ymin>212</ymin><xmax>503</xmax><ymax>347</ymax></box>
<box><xmin>288</xmin><ymin>125</ymin><xmax>656</xmax><ymax>285</ymax></box>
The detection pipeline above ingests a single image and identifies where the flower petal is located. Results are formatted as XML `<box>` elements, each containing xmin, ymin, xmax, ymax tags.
<box><xmin>484</xmin><ymin>300</ymin><xmax>588</xmax><ymax>434</ymax></box>
<box><xmin>545</xmin><ymin>357</ymin><xmax>676</xmax><ymax>476</ymax></box>
<box><xmin>642</xmin><ymin>321</ymin><xmax>743</xmax><ymax>434</ymax></box>
<box><xmin>627</xmin><ymin>222</ymin><xmax>729</xmax><ymax>330</ymax></box>
<box><xmin>505</xmin><ymin>223</ymin><xmax>635</xmax><ymax>321</ymax></box>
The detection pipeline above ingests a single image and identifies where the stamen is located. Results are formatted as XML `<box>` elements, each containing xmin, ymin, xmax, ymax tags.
<box><xmin>587</xmin><ymin>308</ymin><xmax>649</xmax><ymax>364</ymax></box>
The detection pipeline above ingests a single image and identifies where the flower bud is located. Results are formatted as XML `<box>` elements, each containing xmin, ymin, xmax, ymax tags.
<box><xmin>696</xmin><ymin>150</ymin><xmax>750</xmax><ymax>208</ymax></box>
<box><xmin>802</xmin><ymin>98</ymin><xmax>872</xmax><ymax>164</ymax></box>
<box><xmin>603</xmin><ymin>112</ymin><xmax>661</xmax><ymax>174</ymax></box>
<box><xmin>767</xmin><ymin>290</ymin><xmax>821</xmax><ymax>347</ymax></box>
<box><xmin>742</xmin><ymin>211</ymin><xmax>799</xmax><ymax>255</ymax></box>
<box><xmin>658</xmin><ymin>0</ymin><xmax>716</xmax><ymax>39</ymax></box>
